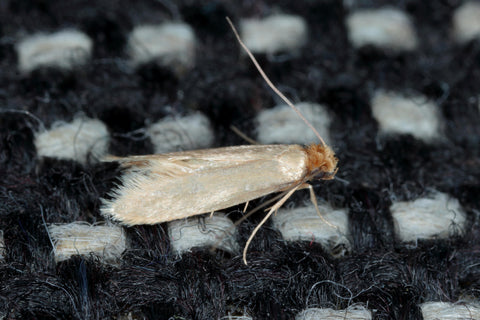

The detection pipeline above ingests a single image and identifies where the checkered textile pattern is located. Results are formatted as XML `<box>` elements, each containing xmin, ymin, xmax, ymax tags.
<box><xmin>1</xmin><ymin>1</ymin><xmax>479</xmax><ymax>319</ymax></box>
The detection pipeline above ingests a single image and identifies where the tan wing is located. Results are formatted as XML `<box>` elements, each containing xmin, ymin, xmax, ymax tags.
<box><xmin>101</xmin><ymin>144</ymin><xmax>308</xmax><ymax>225</ymax></box>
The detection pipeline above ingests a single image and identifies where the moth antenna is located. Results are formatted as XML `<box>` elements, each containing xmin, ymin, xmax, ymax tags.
<box><xmin>243</xmin><ymin>183</ymin><xmax>302</xmax><ymax>264</ymax></box>
<box><xmin>226</xmin><ymin>17</ymin><xmax>326</xmax><ymax>147</ymax></box>
<box><xmin>242</xmin><ymin>203</ymin><xmax>277</xmax><ymax>265</ymax></box>
<box><xmin>209</xmin><ymin>190</ymin><xmax>288</xmax><ymax>255</ymax></box>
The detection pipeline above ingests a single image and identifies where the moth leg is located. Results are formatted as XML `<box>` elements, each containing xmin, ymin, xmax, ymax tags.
<box><xmin>305</xmin><ymin>183</ymin><xmax>338</xmax><ymax>230</ymax></box>
<box><xmin>243</xmin><ymin>184</ymin><xmax>302</xmax><ymax>265</ymax></box>
<box><xmin>236</xmin><ymin>191</ymin><xmax>288</xmax><ymax>227</ymax></box>
<box><xmin>230</xmin><ymin>125</ymin><xmax>258</xmax><ymax>145</ymax></box>
<box><xmin>243</xmin><ymin>201</ymin><xmax>250</xmax><ymax>213</ymax></box>
<box><xmin>210</xmin><ymin>211</ymin><xmax>214</xmax><ymax>218</ymax></box>
<box><xmin>209</xmin><ymin>192</ymin><xmax>289</xmax><ymax>255</ymax></box>
<box><xmin>264</xmin><ymin>183</ymin><xmax>310</xmax><ymax>215</ymax></box>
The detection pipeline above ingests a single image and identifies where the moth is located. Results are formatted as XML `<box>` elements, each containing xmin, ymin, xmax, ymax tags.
<box><xmin>101</xmin><ymin>18</ymin><xmax>338</xmax><ymax>264</ymax></box>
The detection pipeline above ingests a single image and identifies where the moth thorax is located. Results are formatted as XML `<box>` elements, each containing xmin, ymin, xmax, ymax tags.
<box><xmin>304</xmin><ymin>144</ymin><xmax>338</xmax><ymax>178</ymax></box>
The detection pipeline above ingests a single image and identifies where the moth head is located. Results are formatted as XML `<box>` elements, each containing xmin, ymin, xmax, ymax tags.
<box><xmin>305</xmin><ymin>144</ymin><xmax>338</xmax><ymax>180</ymax></box>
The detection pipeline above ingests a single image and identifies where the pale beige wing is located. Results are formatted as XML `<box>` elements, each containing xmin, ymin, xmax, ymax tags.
<box><xmin>111</xmin><ymin>144</ymin><xmax>300</xmax><ymax>166</ymax></box>
<box><xmin>101</xmin><ymin>144</ymin><xmax>308</xmax><ymax>225</ymax></box>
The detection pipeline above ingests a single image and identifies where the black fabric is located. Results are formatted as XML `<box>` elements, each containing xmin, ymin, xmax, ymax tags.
<box><xmin>1</xmin><ymin>1</ymin><xmax>479</xmax><ymax>319</ymax></box>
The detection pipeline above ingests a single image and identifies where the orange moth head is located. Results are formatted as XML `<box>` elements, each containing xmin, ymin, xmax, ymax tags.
<box><xmin>305</xmin><ymin>144</ymin><xmax>338</xmax><ymax>180</ymax></box>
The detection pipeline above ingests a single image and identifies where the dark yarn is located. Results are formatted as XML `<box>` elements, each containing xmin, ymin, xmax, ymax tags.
<box><xmin>1</xmin><ymin>1</ymin><xmax>479</xmax><ymax>319</ymax></box>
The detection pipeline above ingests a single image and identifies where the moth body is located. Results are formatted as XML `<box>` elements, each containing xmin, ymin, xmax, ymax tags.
<box><xmin>100</xmin><ymin>144</ymin><xmax>337</xmax><ymax>225</ymax></box>
<box><xmin>101</xmin><ymin>18</ymin><xmax>339</xmax><ymax>264</ymax></box>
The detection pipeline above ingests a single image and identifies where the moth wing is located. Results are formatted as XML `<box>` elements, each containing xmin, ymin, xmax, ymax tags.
<box><xmin>110</xmin><ymin>144</ymin><xmax>296</xmax><ymax>167</ymax></box>
<box><xmin>101</xmin><ymin>145</ymin><xmax>308</xmax><ymax>225</ymax></box>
